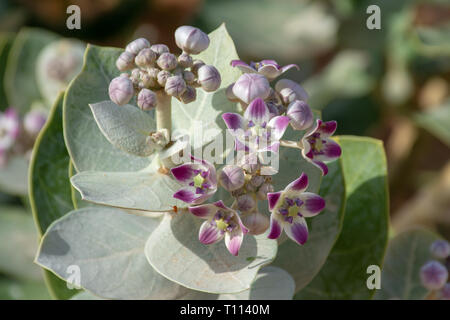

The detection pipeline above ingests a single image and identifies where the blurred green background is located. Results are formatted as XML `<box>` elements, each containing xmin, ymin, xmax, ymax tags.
<box><xmin>0</xmin><ymin>0</ymin><xmax>449</xmax><ymax>299</ymax></box>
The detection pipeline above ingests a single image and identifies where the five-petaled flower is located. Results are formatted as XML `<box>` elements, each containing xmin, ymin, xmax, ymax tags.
<box><xmin>231</xmin><ymin>59</ymin><xmax>299</xmax><ymax>81</ymax></box>
<box><xmin>301</xmin><ymin>119</ymin><xmax>341</xmax><ymax>176</ymax></box>
<box><xmin>222</xmin><ymin>98</ymin><xmax>290</xmax><ymax>173</ymax></box>
<box><xmin>171</xmin><ymin>156</ymin><xmax>217</xmax><ymax>205</ymax></box>
<box><xmin>267</xmin><ymin>173</ymin><xmax>325</xmax><ymax>245</ymax></box>
<box><xmin>189</xmin><ymin>200</ymin><xmax>249</xmax><ymax>256</ymax></box>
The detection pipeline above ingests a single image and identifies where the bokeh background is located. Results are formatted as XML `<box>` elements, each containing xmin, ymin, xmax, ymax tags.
<box><xmin>0</xmin><ymin>0</ymin><xmax>449</xmax><ymax>299</ymax></box>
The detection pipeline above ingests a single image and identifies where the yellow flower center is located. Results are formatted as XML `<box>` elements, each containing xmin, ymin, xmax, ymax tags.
<box><xmin>288</xmin><ymin>204</ymin><xmax>301</xmax><ymax>217</ymax></box>
<box><xmin>193</xmin><ymin>173</ymin><xmax>205</xmax><ymax>188</ymax></box>
<box><xmin>215</xmin><ymin>218</ymin><xmax>229</xmax><ymax>231</ymax></box>
<box><xmin>315</xmin><ymin>139</ymin><xmax>323</xmax><ymax>151</ymax></box>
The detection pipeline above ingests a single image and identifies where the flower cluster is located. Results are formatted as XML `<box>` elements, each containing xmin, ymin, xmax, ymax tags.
<box><xmin>109</xmin><ymin>26</ymin><xmax>221</xmax><ymax>109</ymax></box>
<box><xmin>420</xmin><ymin>239</ymin><xmax>450</xmax><ymax>300</ymax></box>
<box><xmin>168</xmin><ymin>57</ymin><xmax>343</xmax><ymax>256</ymax></box>
<box><xmin>0</xmin><ymin>107</ymin><xmax>47</xmax><ymax>167</ymax></box>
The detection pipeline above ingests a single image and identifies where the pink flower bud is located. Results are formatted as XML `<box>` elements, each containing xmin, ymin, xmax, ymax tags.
<box><xmin>157</xmin><ymin>70</ymin><xmax>171</xmax><ymax>87</ymax></box>
<box><xmin>198</xmin><ymin>65</ymin><xmax>221</xmax><ymax>92</ymax></box>
<box><xmin>241</xmin><ymin>212</ymin><xmax>270</xmax><ymax>235</ymax></box>
<box><xmin>430</xmin><ymin>240</ymin><xmax>450</xmax><ymax>259</ymax></box>
<box><xmin>157</xmin><ymin>52</ymin><xmax>178</xmax><ymax>71</ymax></box>
<box><xmin>287</xmin><ymin>100</ymin><xmax>314</xmax><ymax>130</ymax></box>
<box><xmin>275</xmin><ymin>79</ymin><xmax>308</xmax><ymax>104</ymax></box>
<box><xmin>180</xmin><ymin>86</ymin><xmax>196</xmax><ymax>104</ymax></box>
<box><xmin>236</xmin><ymin>194</ymin><xmax>256</xmax><ymax>212</ymax></box>
<box><xmin>24</xmin><ymin>110</ymin><xmax>47</xmax><ymax>136</ymax></box>
<box><xmin>165</xmin><ymin>75</ymin><xmax>186</xmax><ymax>97</ymax></box>
<box><xmin>219</xmin><ymin>165</ymin><xmax>245</xmax><ymax>192</ymax></box>
<box><xmin>420</xmin><ymin>260</ymin><xmax>448</xmax><ymax>290</ymax></box>
<box><xmin>249</xmin><ymin>175</ymin><xmax>264</xmax><ymax>188</ymax></box>
<box><xmin>116</xmin><ymin>51</ymin><xmax>135</xmax><ymax>71</ymax></box>
<box><xmin>109</xmin><ymin>75</ymin><xmax>134</xmax><ymax>106</ymax></box>
<box><xmin>135</xmin><ymin>48</ymin><xmax>157</xmax><ymax>68</ymax></box>
<box><xmin>150</xmin><ymin>44</ymin><xmax>169</xmax><ymax>55</ymax></box>
<box><xmin>175</xmin><ymin>26</ymin><xmax>210</xmax><ymax>54</ymax></box>
<box><xmin>191</xmin><ymin>59</ymin><xmax>205</xmax><ymax>75</ymax></box>
<box><xmin>225</xmin><ymin>83</ymin><xmax>239</xmax><ymax>102</ymax></box>
<box><xmin>183</xmin><ymin>70</ymin><xmax>195</xmax><ymax>84</ymax></box>
<box><xmin>257</xmin><ymin>183</ymin><xmax>274</xmax><ymax>200</ymax></box>
<box><xmin>125</xmin><ymin>38</ymin><xmax>150</xmax><ymax>55</ymax></box>
<box><xmin>178</xmin><ymin>53</ymin><xmax>193</xmax><ymax>68</ymax></box>
<box><xmin>232</xmin><ymin>73</ymin><xmax>270</xmax><ymax>104</ymax></box>
<box><xmin>137</xmin><ymin>89</ymin><xmax>157</xmax><ymax>110</ymax></box>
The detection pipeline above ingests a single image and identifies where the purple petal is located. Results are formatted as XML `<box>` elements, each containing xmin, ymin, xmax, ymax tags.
<box><xmin>300</xmin><ymin>192</ymin><xmax>325</xmax><ymax>217</ymax></box>
<box><xmin>260</xmin><ymin>60</ymin><xmax>280</xmax><ymax>68</ymax></box>
<box><xmin>285</xmin><ymin>173</ymin><xmax>308</xmax><ymax>192</ymax></box>
<box><xmin>317</xmin><ymin>139</ymin><xmax>342</xmax><ymax>161</ymax></box>
<box><xmin>199</xmin><ymin>221</ymin><xmax>223</xmax><ymax>245</ymax></box>
<box><xmin>171</xmin><ymin>164</ymin><xmax>197</xmax><ymax>183</ymax></box>
<box><xmin>222</xmin><ymin>113</ymin><xmax>246</xmax><ymax>133</ymax></box>
<box><xmin>267</xmin><ymin>116</ymin><xmax>290</xmax><ymax>140</ymax></box>
<box><xmin>267</xmin><ymin>192</ymin><xmax>282</xmax><ymax>210</ymax></box>
<box><xmin>230</xmin><ymin>60</ymin><xmax>257</xmax><ymax>73</ymax></box>
<box><xmin>244</xmin><ymin>98</ymin><xmax>270</xmax><ymax>126</ymax></box>
<box><xmin>173</xmin><ymin>189</ymin><xmax>196</xmax><ymax>203</ymax></box>
<box><xmin>284</xmin><ymin>217</ymin><xmax>308</xmax><ymax>245</ymax></box>
<box><xmin>189</xmin><ymin>204</ymin><xmax>218</xmax><ymax>219</ymax></box>
<box><xmin>280</xmin><ymin>64</ymin><xmax>299</xmax><ymax>73</ymax></box>
<box><xmin>225</xmin><ymin>228</ymin><xmax>244</xmax><ymax>256</ymax></box>
<box><xmin>317</xmin><ymin>120</ymin><xmax>337</xmax><ymax>137</ymax></box>
<box><xmin>213</xmin><ymin>200</ymin><xmax>227</xmax><ymax>209</ymax></box>
<box><xmin>267</xmin><ymin>214</ymin><xmax>283</xmax><ymax>239</ymax></box>
<box><xmin>312</xmin><ymin>160</ymin><xmax>328</xmax><ymax>176</ymax></box>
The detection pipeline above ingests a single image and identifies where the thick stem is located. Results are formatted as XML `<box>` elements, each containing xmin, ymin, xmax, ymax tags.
<box><xmin>156</xmin><ymin>91</ymin><xmax>172</xmax><ymax>138</ymax></box>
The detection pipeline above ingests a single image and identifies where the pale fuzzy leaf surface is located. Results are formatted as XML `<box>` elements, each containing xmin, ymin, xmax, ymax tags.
<box><xmin>374</xmin><ymin>229</ymin><xmax>441</xmax><ymax>300</ymax></box>
<box><xmin>36</xmin><ymin>207</ymin><xmax>183</xmax><ymax>300</ymax></box>
<box><xmin>71</xmin><ymin>168</ymin><xmax>185</xmax><ymax>212</ymax></box>
<box><xmin>414</xmin><ymin>99</ymin><xmax>450</xmax><ymax>147</ymax></box>
<box><xmin>0</xmin><ymin>206</ymin><xmax>43</xmax><ymax>282</ymax></box>
<box><xmin>29</xmin><ymin>92</ymin><xmax>78</xmax><ymax>299</ymax></box>
<box><xmin>178</xmin><ymin>266</ymin><xmax>295</xmax><ymax>300</ymax></box>
<box><xmin>0</xmin><ymin>155</ymin><xmax>28</xmax><ymax>196</ymax></box>
<box><xmin>171</xmin><ymin>24</ymin><xmax>241</xmax><ymax>150</ymax></box>
<box><xmin>70</xmin><ymin>291</ymin><xmax>102</xmax><ymax>300</ymax></box>
<box><xmin>296</xmin><ymin>136</ymin><xmax>389</xmax><ymax>299</ymax></box>
<box><xmin>63</xmin><ymin>45</ymin><xmax>150</xmax><ymax>172</ymax></box>
<box><xmin>4</xmin><ymin>28</ymin><xmax>58</xmax><ymax>113</ymax></box>
<box><xmin>90</xmin><ymin>101</ymin><xmax>156</xmax><ymax>157</ymax></box>
<box><xmin>271</xmin><ymin>159</ymin><xmax>345</xmax><ymax>293</ymax></box>
<box><xmin>145</xmin><ymin>212</ymin><xmax>278</xmax><ymax>294</ymax></box>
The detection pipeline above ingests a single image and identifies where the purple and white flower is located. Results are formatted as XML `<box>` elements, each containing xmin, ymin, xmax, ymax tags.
<box><xmin>266</xmin><ymin>173</ymin><xmax>325</xmax><ymax>245</ymax></box>
<box><xmin>231</xmin><ymin>59</ymin><xmax>299</xmax><ymax>81</ymax></box>
<box><xmin>232</xmin><ymin>74</ymin><xmax>271</xmax><ymax>104</ymax></box>
<box><xmin>222</xmin><ymin>98</ymin><xmax>290</xmax><ymax>165</ymax></box>
<box><xmin>189</xmin><ymin>200</ymin><xmax>249</xmax><ymax>256</ymax></box>
<box><xmin>0</xmin><ymin>108</ymin><xmax>20</xmax><ymax>151</ymax></box>
<box><xmin>301</xmin><ymin>119</ymin><xmax>341</xmax><ymax>176</ymax></box>
<box><xmin>171</xmin><ymin>156</ymin><xmax>217</xmax><ymax>205</ymax></box>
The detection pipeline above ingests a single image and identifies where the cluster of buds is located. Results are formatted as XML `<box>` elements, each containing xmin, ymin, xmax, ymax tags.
<box><xmin>0</xmin><ymin>107</ymin><xmax>47</xmax><ymax>167</ymax></box>
<box><xmin>166</xmin><ymin>57</ymin><xmax>344</xmax><ymax>256</ymax></box>
<box><xmin>420</xmin><ymin>239</ymin><xmax>450</xmax><ymax>300</ymax></box>
<box><xmin>226</xmin><ymin>59</ymin><xmax>341</xmax><ymax>176</ymax></box>
<box><xmin>109</xmin><ymin>26</ymin><xmax>221</xmax><ymax>110</ymax></box>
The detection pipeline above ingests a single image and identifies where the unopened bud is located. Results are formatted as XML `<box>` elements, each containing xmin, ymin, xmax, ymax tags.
<box><xmin>241</xmin><ymin>212</ymin><xmax>270</xmax><ymax>235</ymax></box>
<box><xmin>430</xmin><ymin>240</ymin><xmax>450</xmax><ymax>259</ymax></box>
<box><xmin>420</xmin><ymin>260</ymin><xmax>448</xmax><ymax>290</ymax></box>
<box><xmin>178</xmin><ymin>53</ymin><xmax>193</xmax><ymax>68</ymax></box>
<box><xmin>183</xmin><ymin>70</ymin><xmax>195</xmax><ymax>84</ymax></box>
<box><xmin>140</xmin><ymin>72</ymin><xmax>158</xmax><ymax>88</ymax></box>
<box><xmin>157</xmin><ymin>53</ymin><xmax>178</xmax><ymax>71</ymax></box>
<box><xmin>24</xmin><ymin>110</ymin><xmax>47</xmax><ymax>136</ymax></box>
<box><xmin>137</xmin><ymin>89</ymin><xmax>157</xmax><ymax>110</ymax></box>
<box><xmin>233</xmin><ymin>73</ymin><xmax>270</xmax><ymax>104</ymax></box>
<box><xmin>109</xmin><ymin>75</ymin><xmax>134</xmax><ymax>105</ymax></box>
<box><xmin>135</xmin><ymin>48</ymin><xmax>157</xmax><ymax>68</ymax></box>
<box><xmin>126</xmin><ymin>38</ymin><xmax>150</xmax><ymax>55</ymax></box>
<box><xmin>219</xmin><ymin>165</ymin><xmax>245</xmax><ymax>192</ymax></box>
<box><xmin>116</xmin><ymin>51</ymin><xmax>135</xmax><ymax>71</ymax></box>
<box><xmin>180</xmin><ymin>86</ymin><xmax>196</xmax><ymax>104</ymax></box>
<box><xmin>275</xmin><ymin>79</ymin><xmax>308</xmax><ymax>104</ymax></box>
<box><xmin>150</xmin><ymin>44</ymin><xmax>169</xmax><ymax>55</ymax></box>
<box><xmin>157</xmin><ymin>70</ymin><xmax>171</xmax><ymax>87</ymax></box>
<box><xmin>198</xmin><ymin>65</ymin><xmax>221</xmax><ymax>92</ymax></box>
<box><xmin>287</xmin><ymin>100</ymin><xmax>314</xmax><ymax>130</ymax></box>
<box><xmin>191</xmin><ymin>60</ymin><xmax>205</xmax><ymax>75</ymax></box>
<box><xmin>257</xmin><ymin>183</ymin><xmax>274</xmax><ymax>200</ymax></box>
<box><xmin>237</xmin><ymin>194</ymin><xmax>256</xmax><ymax>213</ymax></box>
<box><xmin>165</xmin><ymin>75</ymin><xmax>186</xmax><ymax>97</ymax></box>
<box><xmin>175</xmin><ymin>26</ymin><xmax>210</xmax><ymax>54</ymax></box>
<box><xmin>250</xmin><ymin>175</ymin><xmax>264</xmax><ymax>188</ymax></box>
<box><xmin>147</xmin><ymin>67</ymin><xmax>160</xmax><ymax>79</ymax></box>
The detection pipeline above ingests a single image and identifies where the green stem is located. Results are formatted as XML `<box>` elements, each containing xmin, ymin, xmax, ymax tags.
<box><xmin>156</xmin><ymin>91</ymin><xmax>172</xmax><ymax>138</ymax></box>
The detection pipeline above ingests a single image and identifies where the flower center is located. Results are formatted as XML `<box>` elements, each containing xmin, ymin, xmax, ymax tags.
<box><xmin>288</xmin><ymin>204</ymin><xmax>301</xmax><ymax>217</ymax></box>
<box><xmin>193</xmin><ymin>173</ymin><xmax>205</xmax><ymax>188</ymax></box>
<box><xmin>278</xmin><ymin>197</ymin><xmax>304</xmax><ymax>223</ymax></box>
<box><xmin>215</xmin><ymin>218</ymin><xmax>229</xmax><ymax>231</ymax></box>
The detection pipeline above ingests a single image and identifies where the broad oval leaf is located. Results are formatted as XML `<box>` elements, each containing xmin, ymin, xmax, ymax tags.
<box><xmin>374</xmin><ymin>229</ymin><xmax>441</xmax><ymax>300</ymax></box>
<box><xmin>271</xmin><ymin>159</ymin><xmax>345</xmax><ymax>292</ymax></box>
<box><xmin>171</xmin><ymin>24</ymin><xmax>241</xmax><ymax>150</ymax></box>
<box><xmin>36</xmin><ymin>207</ymin><xmax>183</xmax><ymax>300</ymax></box>
<box><xmin>296</xmin><ymin>136</ymin><xmax>389</xmax><ymax>300</ymax></box>
<box><xmin>90</xmin><ymin>101</ymin><xmax>156</xmax><ymax>157</ymax></box>
<box><xmin>71</xmin><ymin>168</ymin><xmax>185</xmax><ymax>212</ymax></box>
<box><xmin>145</xmin><ymin>212</ymin><xmax>277</xmax><ymax>294</ymax></box>
<box><xmin>63</xmin><ymin>45</ymin><xmax>150</xmax><ymax>172</ymax></box>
